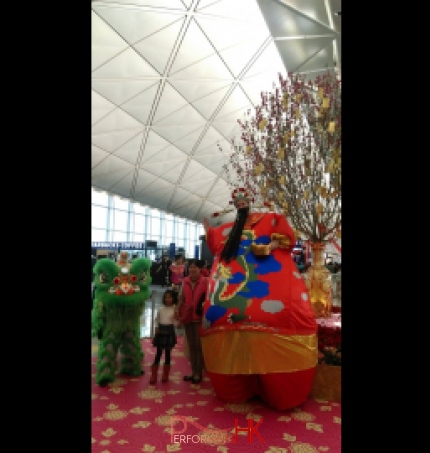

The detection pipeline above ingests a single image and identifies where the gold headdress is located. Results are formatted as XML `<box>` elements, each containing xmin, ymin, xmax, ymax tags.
<box><xmin>210</xmin><ymin>187</ymin><xmax>274</xmax><ymax>218</ymax></box>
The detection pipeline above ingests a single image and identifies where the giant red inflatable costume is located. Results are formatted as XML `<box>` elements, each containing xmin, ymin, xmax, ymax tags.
<box><xmin>201</xmin><ymin>189</ymin><xmax>318</xmax><ymax>411</ymax></box>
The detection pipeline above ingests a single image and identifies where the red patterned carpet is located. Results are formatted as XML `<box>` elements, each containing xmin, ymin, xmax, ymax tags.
<box><xmin>92</xmin><ymin>337</ymin><xmax>341</xmax><ymax>452</ymax></box>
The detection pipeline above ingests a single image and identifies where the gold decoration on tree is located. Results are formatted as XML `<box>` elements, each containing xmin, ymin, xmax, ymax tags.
<box><xmin>221</xmin><ymin>70</ymin><xmax>341</xmax><ymax>244</ymax></box>
<box><xmin>220</xmin><ymin>70</ymin><xmax>341</xmax><ymax>318</ymax></box>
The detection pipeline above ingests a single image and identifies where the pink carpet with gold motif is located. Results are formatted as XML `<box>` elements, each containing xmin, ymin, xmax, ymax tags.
<box><xmin>92</xmin><ymin>337</ymin><xmax>341</xmax><ymax>452</ymax></box>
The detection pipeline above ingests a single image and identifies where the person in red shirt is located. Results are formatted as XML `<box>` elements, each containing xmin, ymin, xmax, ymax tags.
<box><xmin>175</xmin><ymin>259</ymin><xmax>208</xmax><ymax>384</ymax></box>
<box><xmin>169</xmin><ymin>254</ymin><xmax>185</xmax><ymax>291</ymax></box>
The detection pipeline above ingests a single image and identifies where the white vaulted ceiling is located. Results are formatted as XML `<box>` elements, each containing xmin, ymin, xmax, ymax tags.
<box><xmin>92</xmin><ymin>0</ymin><xmax>341</xmax><ymax>224</ymax></box>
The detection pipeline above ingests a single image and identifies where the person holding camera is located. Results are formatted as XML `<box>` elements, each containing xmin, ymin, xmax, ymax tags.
<box><xmin>174</xmin><ymin>259</ymin><xmax>208</xmax><ymax>384</ymax></box>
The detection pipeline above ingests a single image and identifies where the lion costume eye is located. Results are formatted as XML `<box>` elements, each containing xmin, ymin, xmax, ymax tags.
<box><xmin>136</xmin><ymin>272</ymin><xmax>147</xmax><ymax>283</ymax></box>
<box><xmin>99</xmin><ymin>272</ymin><xmax>110</xmax><ymax>284</ymax></box>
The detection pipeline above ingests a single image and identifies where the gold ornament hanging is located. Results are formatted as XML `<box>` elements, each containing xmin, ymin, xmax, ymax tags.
<box><xmin>294</xmin><ymin>229</ymin><xmax>302</xmax><ymax>239</ymax></box>
<box><xmin>282</xmin><ymin>93</ymin><xmax>288</xmax><ymax>108</ymax></box>
<box><xmin>279</xmin><ymin>175</ymin><xmax>286</xmax><ymax>184</ymax></box>
<box><xmin>322</xmin><ymin>97</ymin><xmax>330</xmax><ymax>109</ymax></box>
<box><xmin>328</xmin><ymin>121</ymin><xmax>336</xmax><ymax>133</ymax></box>
<box><xmin>258</xmin><ymin>119</ymin><xmax>267</xmax><ymax>130</ymax></box>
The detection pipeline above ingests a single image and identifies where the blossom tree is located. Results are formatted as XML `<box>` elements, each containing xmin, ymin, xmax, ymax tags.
<box><xmin>221</xmin><ymin>70</ymin><xmax>341</xmax><ymax>244</ymax></box>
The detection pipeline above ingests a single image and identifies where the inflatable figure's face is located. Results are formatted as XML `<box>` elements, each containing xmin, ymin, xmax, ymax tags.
<box><xmin>93</xmin><ymin>258</ymin><xmax>152</xmax><ymax>307</ymax></box>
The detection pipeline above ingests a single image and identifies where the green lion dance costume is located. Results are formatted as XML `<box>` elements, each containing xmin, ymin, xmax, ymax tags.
<box><xmin>91</xmin><ymin>252</ymin><xmax>152</xmax><ymax>386</ymax></box>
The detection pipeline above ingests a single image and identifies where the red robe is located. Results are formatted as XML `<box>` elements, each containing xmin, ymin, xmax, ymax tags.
<box><xmin>201</xmin><ymin>212</ymin><xmax>317</xmax><ymax>410</ymax></box>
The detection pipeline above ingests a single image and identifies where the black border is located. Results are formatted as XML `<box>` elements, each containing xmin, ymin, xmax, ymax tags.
<box><xmin>12</xmin><ymin>5</ymin><xmax>91</xmax><ymax>448</ymax></box>
<box><xmin>339</xmin><ymin>3</ymin><xmax>411</xmax><ymax>448</ymax></box>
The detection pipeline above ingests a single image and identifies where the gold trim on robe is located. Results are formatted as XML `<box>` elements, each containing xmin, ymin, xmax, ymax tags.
<box><xmin>270</xmin><ymin>233</ymin><xmax>291</xmax><ymax>248</ymax></box>
<box><xmin>202</xmin><ymin>330</ymin><xmax>318</xmax><ymax>374</ymax></box>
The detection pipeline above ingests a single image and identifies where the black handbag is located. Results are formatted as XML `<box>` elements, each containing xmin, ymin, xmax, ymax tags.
<box><xmin>195</xmin><ymin>292</ymin><xmax>206</xmax><ymax>316</ymax></box>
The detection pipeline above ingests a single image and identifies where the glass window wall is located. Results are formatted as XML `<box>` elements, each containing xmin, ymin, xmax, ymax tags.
<box><xmin>91</xmin><ymin>187</ymin><xmax>204</xmax><ymax>258</ymax></box>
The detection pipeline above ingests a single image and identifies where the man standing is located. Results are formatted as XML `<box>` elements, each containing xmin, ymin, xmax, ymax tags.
<box><xmin>175</xmin><ymin>259</ymin><xmax>208</xmax><ymax>384</ymax></box>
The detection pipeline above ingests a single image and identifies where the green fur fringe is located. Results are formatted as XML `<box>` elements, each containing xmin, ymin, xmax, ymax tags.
<box><xmin>104</xmin><ymin>304</ymin><xmax>144</xmax><ymax>332</ymax></box>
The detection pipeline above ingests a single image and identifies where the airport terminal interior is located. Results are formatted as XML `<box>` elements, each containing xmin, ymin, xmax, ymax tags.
<box><xmin>91</xmin><ymin>1</ymin><xmax>342</xmax><ymax>451</ymax></box>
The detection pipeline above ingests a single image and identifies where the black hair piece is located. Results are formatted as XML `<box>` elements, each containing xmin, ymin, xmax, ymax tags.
<box><xmin>219</xmin><ymin>206</ymin><xmax>249</xmax><ymax>262</ymax></box>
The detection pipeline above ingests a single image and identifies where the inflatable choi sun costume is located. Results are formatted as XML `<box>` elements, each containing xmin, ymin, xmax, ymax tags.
<box><xmin>201</xmin><ymin>194</ymin><xmax>318</xmax><ymax>410</ymax></box>
<box><xmin>91</xmin><ymin>253</ymin><xmax>152</xmax><ymax>386</ymax></box>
